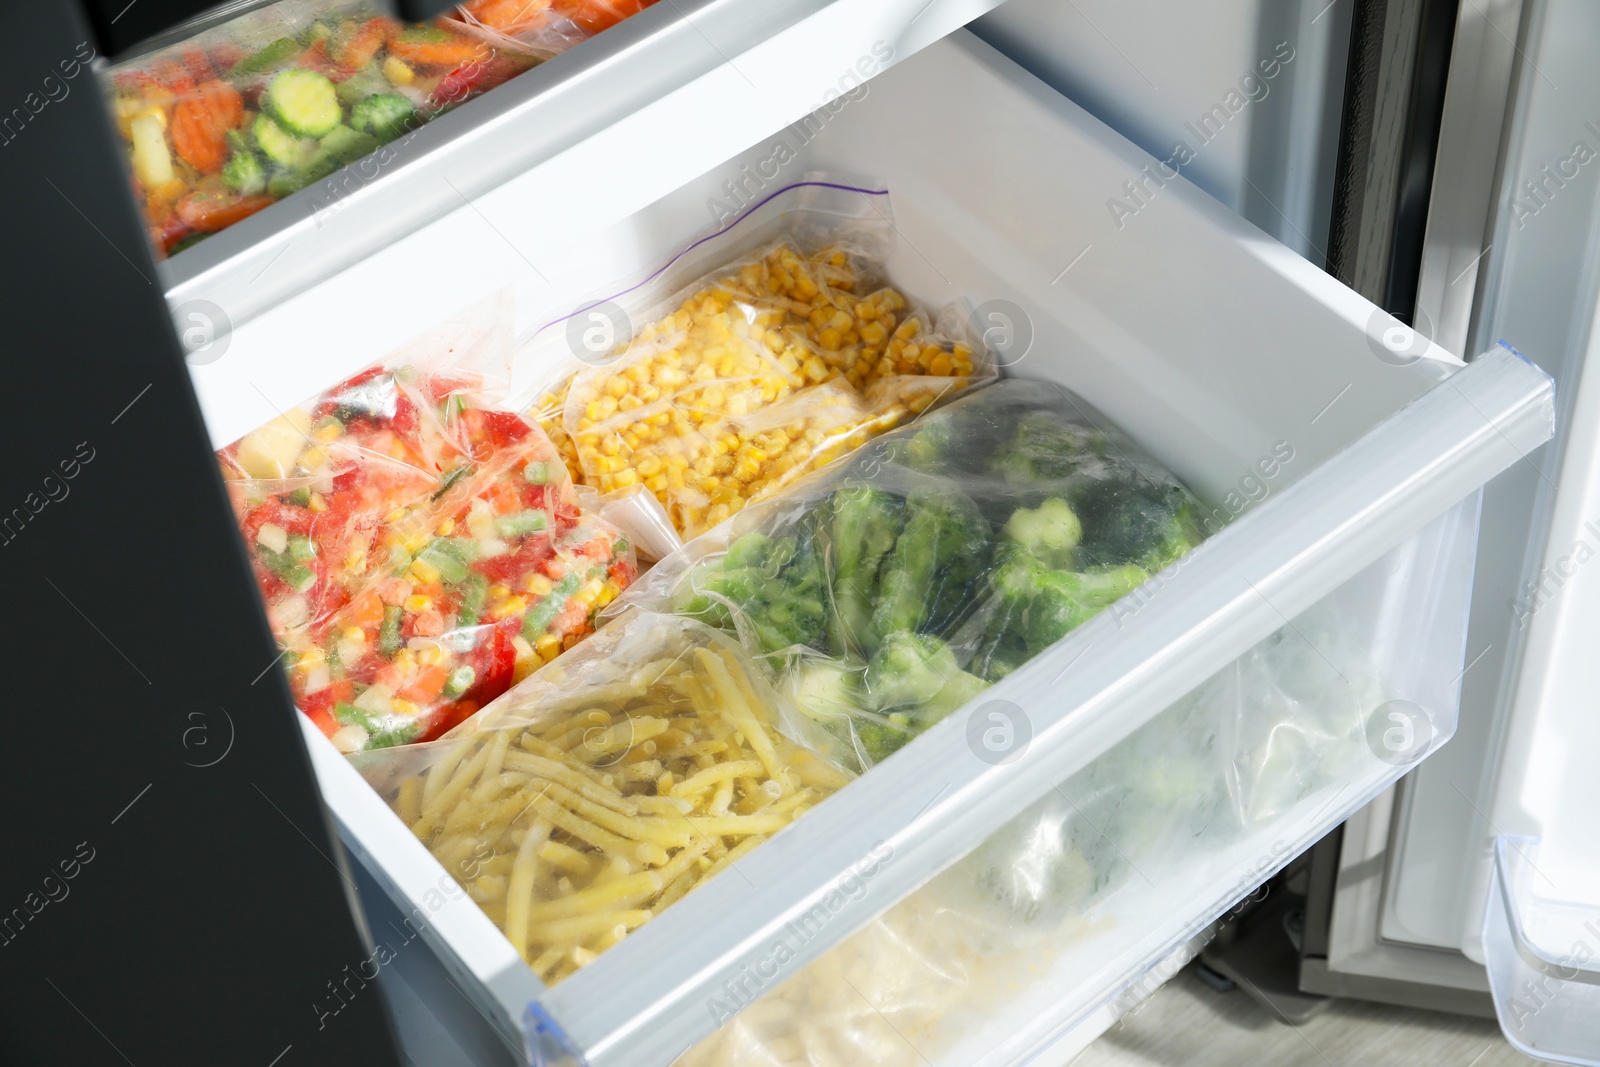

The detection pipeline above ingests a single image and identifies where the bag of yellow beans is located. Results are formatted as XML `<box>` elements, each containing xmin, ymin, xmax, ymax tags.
<box><xmin>351</xmin><ymin>609</ymin><xmax>852</xmax><ymax>986</ymax></box>
<box><xmin>526</xmin><ymin>178</ymin><xmax>997</xmax><ymax>541</ymax></box>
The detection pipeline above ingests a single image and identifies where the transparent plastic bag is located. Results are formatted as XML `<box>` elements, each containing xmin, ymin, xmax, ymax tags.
<box><xmin>613</xmin><ymin>378</ymin><xmax>1206</xmax><ymax>769</ymax></box>
<box><xmin>102</xmin><ymin>0</ymin><xmax>545</xmax><ymax>256</ymax></box>
<box><xmin>221</xmin><ymin>300</ymin><xmax>638</xmax><ymax>751</ymax></box>
<box><xmin>519</xmin><ymin>178</ymin><xmax>997</xmax><ymax>540</ymax></box>
<box><xmin>574</xmin><ymin>483</ymin><xmax>683</xmax><ymax>563</ymax></box>
<box><xmin>674</xmin><ymin>573</ymin><xmax>1422</xmax><ymax>1067</ymax></box>
<box><xmin>351</xmin><ymin>610</ymin><xmax>852</xmax><ymax>985</ymax></box>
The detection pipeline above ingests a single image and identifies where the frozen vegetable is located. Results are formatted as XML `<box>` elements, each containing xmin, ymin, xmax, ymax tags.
<box><xmin>221</xmin><ymin>364</ymin><xmax>477</xmax><ymax>636</ymax></box>
<box><xmin>104</xmin><ymin>0</ymin><xmax>639</xmax><ymax>256</ymax></box>
<box><xmin>533</xmin><ymin>224</ymin><xmax>994</xmax><ymax>539</ymax></box>
<box><xmin>353</xmin><ymin>612</ymin><xmax>850</xmax><ymax>984</ymax></box>
<box><xmin>616</xmin><ymin>379</ymin><xmax>1206</xmax><ymax>766</ymax></box>
<box><xmin>222</xmin><ymin>351</ymin><xmax>638</xmax><ymax>750</ymax></box>
<box><xmin>676</xmin><ymin>593</ymin><xmax>1398</xmax><ymax>1067</ymax></box>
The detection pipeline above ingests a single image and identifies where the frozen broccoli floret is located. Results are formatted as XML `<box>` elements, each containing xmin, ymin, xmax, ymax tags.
<box><xmin>789</xmin><ymin>659</ymin><xmax>864</xmax><ymax>724</ymax></box>
<box><xmin>866</xmin><ymin>487</ymin><xmax>992</xmax><ymax>649</ymax></box>
<box><xmin>672</xmin><ymin>532</ymin><xmax>826</xmax><ymax>652</ymax></box>
<box><xmin>994</xmin><ymin>548</ymin><xmax>1149</xmax><ymax>653</ymax></box>
<box><xmin>1002</xmin><ymin>497</ymin><xmax>1082</xmax><ymax>569</ymax></box>
<box><xmin>991</xmin><ymin>413</ymin><xmax>1096</xmax><ymax>484</ymax></box>
<box><xmin>1073</xmin><ymin>478</ymin><xmax>1202</xmax><ymax>571</ymax></box>
<box><xmin>826</xmin><ymin>484</ymin><xmax>904</xmax><ymax>654</ymax></box>
<box><xmin>893</xmin><ymin>417</ymin><xmax>958</xmax><ymax>472</ymax></box>
<box><xmin>862</xmin><ymin>631</ymin><xmax>989</xmax><ymax>726</ymax></box>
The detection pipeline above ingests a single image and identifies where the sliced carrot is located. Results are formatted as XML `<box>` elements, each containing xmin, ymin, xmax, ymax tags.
<box><xmin>459</xmin><ymin>0</ymin><xmax>554</xmax><ymax>34</ymax></box>
<box><xmin>388</xmin><ymin>27</ymin><xmax>491</xmax><ymax>69</ymax></box>
<box><xmin>170</xmin><ymin>79</ymin><xmax>243</xmax><ymax>173</ymax></box>
<box><xmin>334</xmin><ymin>16</ymin><xmax>399</xmax><ymax>69</ymax></box>
<box><xmin>176</xmin><ymin>191</ymin><xmax>274</xmax><ymax>232</ymax></box>
<box><xmin>554</xmin><ymin>0</ymin><xmax>653</xmax><ymax>34</ymax></box>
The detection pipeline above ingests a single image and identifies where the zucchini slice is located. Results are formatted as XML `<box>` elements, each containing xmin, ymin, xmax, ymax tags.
<box><xmin>264</xmin><ymin>69</ymin><xmax>341</xmax><ymax>139</ymax></box>
<box><xmin>253</xmin><ymin>112</ymin><xmax>314</xmax><ymax>169</ymax></box>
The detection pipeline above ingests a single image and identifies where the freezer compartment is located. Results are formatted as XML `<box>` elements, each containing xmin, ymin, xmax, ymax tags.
<box><xmin>163</xmin><ymin>0</ymin><xmax>1011</xmax><ymax>343</ymax></box>
<box><xmin>681</xmin><ymin>496</ymin><xmax>1480</xmax><ymax>1067</ymax></box>
<box><xmin>273</xmin><ymin>31</ymin><xmax>1556</xmax><ymax>1067</ymax></box>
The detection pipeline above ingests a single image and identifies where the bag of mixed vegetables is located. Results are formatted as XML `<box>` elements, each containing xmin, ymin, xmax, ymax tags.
<box><xmin>520</xmin><ymin>178</ymin><xmax>997</xmax><ymax>542</ymax></box>
<box><xmin>352</xmin><ymin>610</ymin><xmax>852</xmax><ymax>985</ymax></box>
<box><xmin>613</xmin><ymin>378</ymin><xmax>1207</xmax><ymax>768</ymax></box>
<box><xmin>221</xmin><ymin>310</ymin><xmax>637</xmax><ymax>752</ymax></box>
<box><xmin>103</xmin><ymin>0</ymin><xmax>548</xmax><ymax>256</ymax></box>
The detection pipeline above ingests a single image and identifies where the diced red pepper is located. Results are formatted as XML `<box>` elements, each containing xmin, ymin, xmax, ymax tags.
<box><xmin>181</xmin><ymin>48</ymin><xmax>217</xmax><ymax>85</ymax></box>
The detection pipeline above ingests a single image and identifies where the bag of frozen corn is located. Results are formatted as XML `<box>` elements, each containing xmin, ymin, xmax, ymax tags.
<box><xmin>521</xmin><ymin>177</ymin><xmax>997</xmax><ymax>542</ymax></box>
<box><xmin>352</xmin><ymin>609</ymin><xmax>852</xmax><ymax>984</ymax></box>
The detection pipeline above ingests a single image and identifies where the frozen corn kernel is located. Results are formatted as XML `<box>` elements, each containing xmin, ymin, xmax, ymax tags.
<box><xmin>551</xmin><ymin>242</ymin><xmax>984</xmax><ymax>537</ymax></box>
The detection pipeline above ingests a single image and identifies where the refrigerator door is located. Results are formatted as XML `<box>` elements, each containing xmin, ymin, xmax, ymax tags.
<box><xmin>191</xmin><ymin>29</ymin><xmax>1554</xmax><ymax>1067</ymax></box>
<box><xmin>1318</xmin><ymin>2</ymin><xmax>1600</xmax><ymax>1045</ymax></box>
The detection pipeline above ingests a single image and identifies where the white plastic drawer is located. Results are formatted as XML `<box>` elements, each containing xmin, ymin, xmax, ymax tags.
<box><xmin>206</xmin><ymin>30</ymin><xmax>1553</xmax><ymax>1067</ymax></box>
<box><xmin>163</xmin><ymin>0</ymin><xmax>1009</xmax><ymax>349</ymax></box>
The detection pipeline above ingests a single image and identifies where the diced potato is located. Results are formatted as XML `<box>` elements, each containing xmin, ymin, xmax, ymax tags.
<box><xmin>128</xmin><ymin>108</ymin><xmax>174</xmax><ymax>191</ymax></box>
<box><xmin>235</xmin><ymin>407</ymin><xmax>313</xmax><ymax>479</ymax></box>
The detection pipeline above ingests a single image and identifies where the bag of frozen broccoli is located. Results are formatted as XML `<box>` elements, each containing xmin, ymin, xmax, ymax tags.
<box><xmin>610</xmin><ymin>378</ymin><xmax>1207</xmax><ymax>769</ymax></box>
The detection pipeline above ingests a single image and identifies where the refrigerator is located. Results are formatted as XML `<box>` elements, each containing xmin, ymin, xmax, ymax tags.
<box><xmin>2</xmin><ymin>0</ymin><xmax>1594</xmax><ymax>1064</ymax></box>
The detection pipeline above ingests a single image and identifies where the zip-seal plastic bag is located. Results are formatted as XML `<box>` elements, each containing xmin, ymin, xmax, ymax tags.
<box><xmin>612</xmin><ymin>378</ymin><xmax>1206</xmax><ymax>769</ymax></box>
<box><xmin>102</xmin><ymin>0</ymin><xmax>552</xmax><ymax>257</ymax></box>
<box><xmin>674</xmin><ymin>582</ymin><xmax>1412</xmax><ymax>1067</ymax></box>
<box><xmin>519</xmin><ymin>178</ymin><xmax>998</xmax><ymax>541</ymax></box>
<box><xmin>351</xmin><ymin>610</ymin><xmax>852</xmax><ymax>985</ymax></box>
<box><xmin>221</xmin><ymin>299</ymin><xmax>638</xmax><ymax>751</ymax></box>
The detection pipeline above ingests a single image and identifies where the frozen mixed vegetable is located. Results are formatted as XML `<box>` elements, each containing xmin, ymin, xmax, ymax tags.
<box><xmin>354</xmin><ymin>612</ymin><xmax>850</xmax><ymax>984</ymax></box>
<box><xmin>535</xmin><ymin>240</ymin><xmax>992</xmax><ymax>539</ymax></box>
<box><xmin>103</xmin><ymin>0</ymin><xmax>653</xmax><ymax>256</ymax></box>
<box><xmin>616</xmin><ymin>379</ymin><xmax>1206</xmax><ymax>766</ymax></box>
<box><xmin>222</xmin><ymin>361</ymin><xmax>637</xmax><ymax>751</ymax></box>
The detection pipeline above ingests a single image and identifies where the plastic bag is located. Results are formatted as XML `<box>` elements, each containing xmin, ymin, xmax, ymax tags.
<box><xmin>221</xmin><ymin>303</ymin><xmax>638</xmax><ymax>752</ymax></box>
<box><xmin>351</xmin><ymin>610</ymin><xmax>852</xmax><ymax>985</ymax></box>
<box><xmin>574</xmin><ymin>483</ymin><xmax>683</xmax><ymax>563</ymax></box>
<box><xmin>674</xmin><ymin>591</ymin><xmax>1396</xmax><ymax>1067</ymax></box>
<box><xmin>614</xmin><ymin>378</ymin><xmax>1206</xmax><ymax>769</ymax></box>
<box><xmin>102</xmin><ymin>0</ymin><xmax>547</xmax><ymax>257</ymax></box>
<box><xmin>521</xmin><ymin>179</ymin><xmax>997</xmax><ymax>540</ymax></box>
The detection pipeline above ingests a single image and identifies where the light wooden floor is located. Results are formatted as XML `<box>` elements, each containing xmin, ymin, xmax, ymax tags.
<box><xmin>1074</xmin><ymin>967</ymin><xmax>1541</xmax><ymax>1067</ymax></box>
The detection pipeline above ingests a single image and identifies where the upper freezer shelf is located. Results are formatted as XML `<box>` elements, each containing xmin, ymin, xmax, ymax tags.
<box><xmin>206</xmin><ymin>30</ymin><xmax>1556</xmax><ymax>1067</ymax></box>
<box><xmin>127</xmin><ymin>0</ymin><xmax>1009</xmax><ymax>343</ymax></box>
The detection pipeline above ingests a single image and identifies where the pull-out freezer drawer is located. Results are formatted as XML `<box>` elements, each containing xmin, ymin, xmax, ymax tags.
<box><xmin>203</xmin><ymin>30</ymin><xmax>1554</xmax><ymax>1067</ymax></box>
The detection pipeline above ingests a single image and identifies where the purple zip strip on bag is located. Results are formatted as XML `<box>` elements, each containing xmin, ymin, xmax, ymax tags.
<box><xmin>528</xmin><ymin>181</ymin><xmax>890</xmax><ymax>342</ymax></box>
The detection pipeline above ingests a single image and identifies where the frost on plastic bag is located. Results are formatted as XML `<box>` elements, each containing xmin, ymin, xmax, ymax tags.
<box><xmin>675</xmin><ymin>594</ymin><xmax>1398</xmax><ymax>1067</ymax></box>
<box><xmin>221</xmin><ymin>297</ymin><xmax>638</xmax><ymax>752</ymax></box>
<box><xmin>352</xmin><ymin>611</ymin><xmax>852</xmax><ymax>986</ymax></box>
<box><xmin>102</xmin><ymin>0</ymin><xmax>553</xmax><ymax>258</ymax></box>
<box><xmin>613</xmin><ymin>379</ymin><xmax>1206</xmax><ymax>769</ymax></box>
<box><xmin>520</xmin><ymin>178</ymin><xmax>996</xmax><ymax>541</ymax></box>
